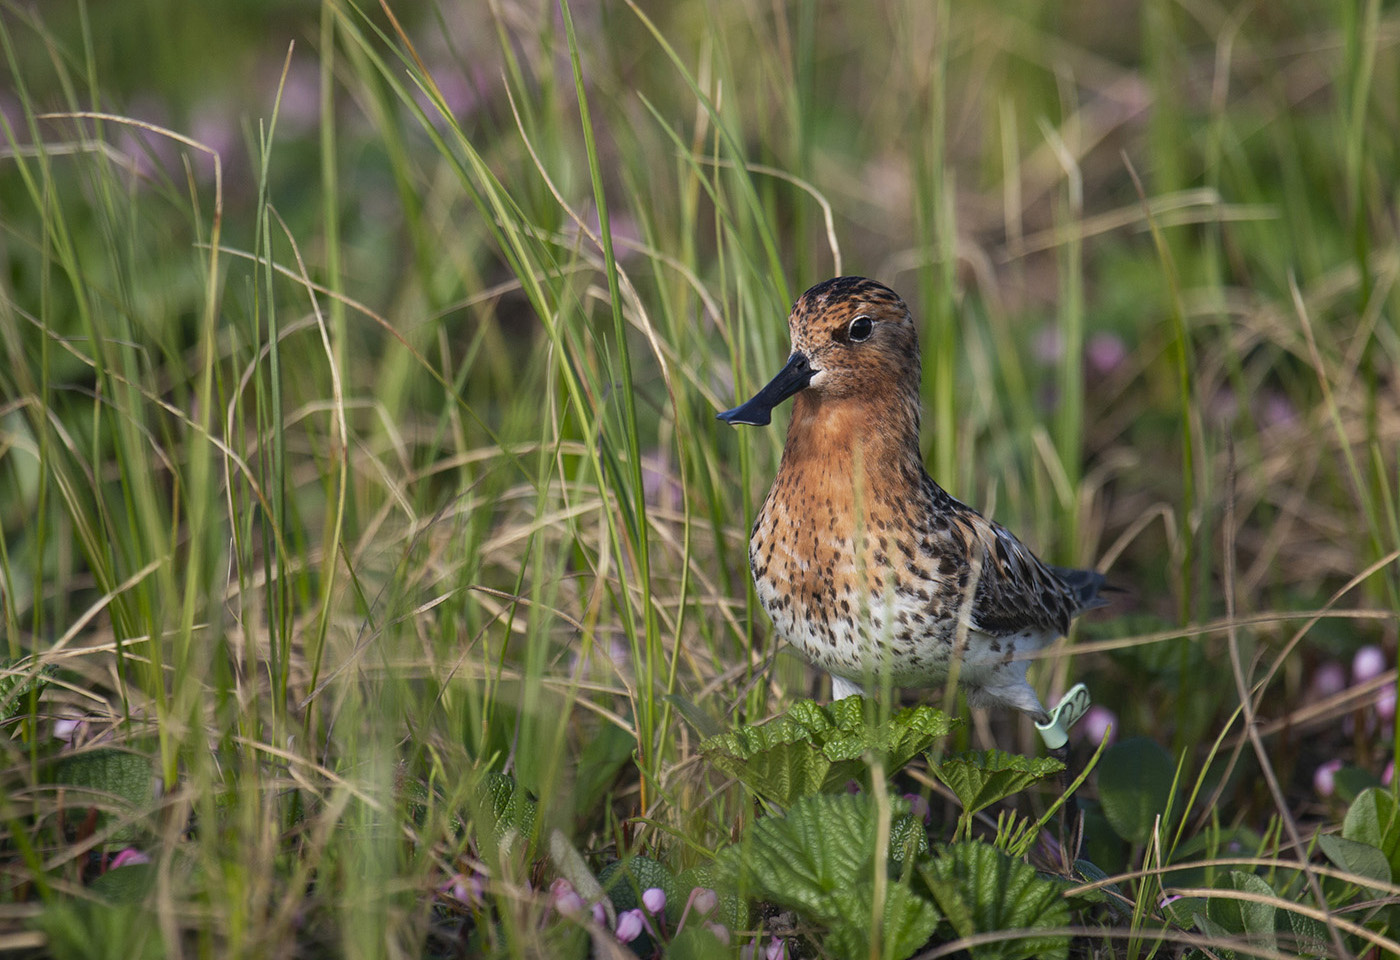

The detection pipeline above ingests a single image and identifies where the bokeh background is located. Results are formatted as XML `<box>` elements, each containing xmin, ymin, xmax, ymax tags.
<box><xmin>2</xmin><ymin>0</ymin><xmax>1397</xmax><ymax>955</ymax></box>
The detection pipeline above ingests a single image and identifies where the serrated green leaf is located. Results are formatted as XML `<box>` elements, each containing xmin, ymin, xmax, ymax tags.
<box><xmin>931</xmin><ymin>749</ymin><xmax>1064</xmax><ymax>817</ymax></box>
<box><xmin>717</xmin><ymin>793</ymin><xmax>940</xmax><ymax>960</ymax></box>
<box><xmin>1096</xmin><ymin>737</ymin><xmax>1176</xmax><ymax>845</ymax></box>
<box><xmin>1318</xmin><ymin>833</ymin><xmax>1391</xmax><ymax>896</ymax></box>
<box><xmin>1342</xmin><ymin>787</ymin><xmax>1400</xmax><ymax>880</ymax></box>
<box><xmin>826</xmin><ymin>878</ymin><xmax>941</xmax><ymax>960</ymax></box>
<box><xmin>700</xmin><ymin>698</ymin><xmax>957</xmax><ymax>807</ymax></box>
<box><xmin>890</xmin><ymin>814</ymin><xmax>930</xmax><ymax>864</ymax></box>
<box><xmin>918</xmin><ymin>841</ymin><xmax>1070</xmax><ymax>960</ymax></box>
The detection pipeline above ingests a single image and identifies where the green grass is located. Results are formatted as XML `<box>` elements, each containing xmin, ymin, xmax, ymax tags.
<box><xmin>2</xmin><ymin>0</ymin><xmax>1398</xmax><ymax>957</ymax></box>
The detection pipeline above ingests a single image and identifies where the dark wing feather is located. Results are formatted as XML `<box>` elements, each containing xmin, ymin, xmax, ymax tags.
<box><xmin>966</xmin><ymin>517</ymin><xmax>1101</xmax><ymax>638</ymax></box>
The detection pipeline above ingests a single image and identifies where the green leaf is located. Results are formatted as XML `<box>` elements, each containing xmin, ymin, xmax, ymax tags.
<box><xmin>90</xmin><ymin>863</ymin><xmax>156</xmax><ymax>904</ymax></box>
<box><xmin>1095</xmin><ymin>737</ymin><xmax>1176</xmax><ymax>845</ymax></box>
<box><xmin>1283</xmin><ymin>905</ymin><xmax>1330</xmax><ymax>956</ymax></box>
<box><xmin>700</xmin><ymin>698</ymin><xmax>957</xmax><ymax>807</ymax></box>
<box><xmin>890</xmin><ymin>814</ymin><xmax>930</xmax><ymax>865</ymax></box>
<box><xmin>572</xmin><ymin>723</ymin><xmax>634</xmax><ymax>819</ymax></box>
<box><xmin>717</xmin><ymin>793</ymin><xmax>940</xmax><ymax>960</ymax></box>
<box><xmin>1342</xmin><ymin>787</ymin><xmax>1400</xmax><ymax>880</ymax></box>
<box><xmin>51</xmin><ymin>749</ymin><xmax>156</xmax><ymax>843</ymax></box>
<box><xmin>930</xmin><ymin>749</ymin><xmax>1064</xmax><ymax>817</ymax></box>
<box><xmin>917</xmin><ymin>841</ymin><xmax>1070</xmax><ymax>960</ymax></box>
<box><xmin>599</xmin><ymin>855</ymin><xmax>681</xmax><ymax>956</ymax></box>
<box><xmin>0</xmin><ymin>660</ymin><xmax>56</xmax><ymax>722</ymax></box>
<box><xmin>664</xmin><ymin>693</ymin><xmax>724</xmax><ymax>740</ymax></box>
<box><xmin>481</xmin><ymin>772</ymin><xmax>537</xmax><ymax>850</ymax></box>
<box><xmin>1204</xmin><ymin>871</ymin><xmax>1276</xmax><ymax>954</ymax></box>
<box><xmin>667</xmin><ymin>925</ymin><xmax>730</xmax><ymax>960</ymax></box>
<box><xmin>600</xmin><ymin>855</ymin><xmax>682</xmax><ymax>922</ymax></box>
<box><xmin>1318</xmin><ymin>833</ymin><xmax>1391</xmax><ymax>896</ymax></box>
<box><xmin>676</xmin><ymin>864</ymin><xmax>749</xmax><ymax>932</ymax></box>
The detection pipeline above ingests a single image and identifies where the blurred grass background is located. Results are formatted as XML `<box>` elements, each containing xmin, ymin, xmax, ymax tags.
<box><xmin>1</xmin><ymin>0</ymin><xmax>1397</xmax><ymax>955</ymax></box>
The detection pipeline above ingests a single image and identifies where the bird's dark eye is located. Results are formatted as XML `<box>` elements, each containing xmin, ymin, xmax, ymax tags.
<box><xmin>847</xmin><ymin>315</ymin><xmax>874</xmax><ymax>342</ymax></box>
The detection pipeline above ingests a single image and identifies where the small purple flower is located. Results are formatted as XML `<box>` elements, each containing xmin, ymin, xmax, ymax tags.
<box><xmin>108</xmin><ymin>848</ymin><xmax>150</xmax><ymax>870</ymax></box>
<box><xmin>902</xmin><ymin>792</ymin><xmax>931</xmax><ymax>824</ymax></box>
<box><xmin>1384</xmin><ymin>761</ymin><xmax>1394</xmax><ymax>787</ymax></box>
<box><xmin>706</xmin><ymin>921</ymin><xmax>730</xmax><ymax>945</ymax></box>
<box><xmin>440</xmin><ymin>871</ymin><xmax>484</xmax><ymax>905</ymax></box>
<box><xmin>550</xmin><ymin>877</ymin><xmax>585</xmax><ymax>917</ymax></box>
<box><xmin>641</xmin><ymin>886</ymin><xmax>666</xmax><ymax>915</ymax></box>
<box><xmin>1309</xmin><ymin>661</ymin><xmax>1348</xmax><ymax>701</ymax></box>
<box><xmin>1314</xmin><ymin>758</ymin><xmax>1344</xmax><ymax>797</ymax></box>
<box><xmin>1256</xmin><ymin>390</ymin><xmax>1297</xmax><ymax>429</ymax></box>
<box><xmin>53</xmin><ymin>717</ymin><xmax>84</xmax><ymax>746</ymax></box>
<box><xmin>592</xmin><ymin>901</ymin><xmax>607</xmax><ymax>925</ymax></box>
<box><xmin>1079</xmin><ymin>705</ymin><xmax>1117</xmax><ymax>745</ymax></box>
<box><xmin>766</xmin><ymin>937</ymin><xmax>788</xmax><ymax>960</ymax></box>
<box><xmin>1034</xmin><ymin>830</ymin><xmax>1063</xmax><ymax>866</ymax></box>
<box><xmin>615</xmin><ymin>908</ymin><xmax>646</xmax><ymax>943</ymax></box>
<box><xmin>1085</xmin><ymin>332</ymin><xmax>1127</xmax><ymax>376</ymax></box>
<box><xmin>1376</xmin><ymin>686</ymin><xmax>1396</xmax><ymax>721</ymax></box>
<box><xmin>1353</xmin><ymin>646</ymin><xmax>1387</xmax><ymax>684</ymax></box>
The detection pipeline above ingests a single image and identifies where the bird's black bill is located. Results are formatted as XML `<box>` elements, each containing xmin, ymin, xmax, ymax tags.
<box><xmin>716</xmin><ymin>352</ymin><xmax>816</xmax><ymax>426</ymax></box>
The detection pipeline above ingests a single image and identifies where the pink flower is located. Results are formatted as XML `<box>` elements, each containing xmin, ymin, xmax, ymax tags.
<box><xmin>1079</xmin><ymin>705</ymin><xmax>1117</xmax><ymax>745</ymax></box>
<box><xmin>706</xmin><ymin>922</ymin><xmax>730</xmax><ymax>945</ymax></box>
<box><xmin>902</xmin><ymin>793</ymin><xmax>931</xmax><ymax>824</ymax></box>
<box><xmin>441</xmin><ymin>872</ymin><xmax>484</xmax><ymax>906</ymax></box>
<box><xmin>1308</xmin><ymin>661</ymin><xmax>1348</xmax><ymax>701</ymax></box>
<box><xmin>1085</xmin><ymin>332</ymin><xmax>1127</xmax><ymax>376</ymax></box>
<box><xmin>1314</xmin><ymin>758</ymin><xmax>1344</xmax><ymax>797</ymax></box>
<box><xmin>1256</xmin><ymin>390</ymin><xmax>1297</xmax><ymax>429</ymax></box>
<box><xmin>1353</xmin><ymin>646</ymin><xmax>1387</xmax><ymax>684</ymax></box>
<box><xmin>1383</xmin><ymin>761</ymin><xmax>1394</xmax><ymax>786</ymax></box>
<box><xmin>766</xmin><ymin>937</ymin><xmax>788</xmax><ymax>960</ymax></box>
<box><xmin>641</xmin><ymin>886</ymin><xmax>666</xmax><ymax>915</ymax></box>
<box><xmin>690</xmin><ymin>887</ymin><xmax>717</xmax><ymax>917</ymax></box>
<box><xmin>1376</xmin><ymin>686</ymin><xmax>1396</xmax><ymax>721</ymax></box>
<box><xmin>550</xmin><ymin>877</ymin><xmax>586</xmax><ymax>917</ymax></box>
<box><xmin>615</xmin><ymin>908</ymin><xmax>646</xmax><ymax>943</ymax></box>
<box><xmin>591</xmin><ymin>901</ymin><xmax>607</xmax><ymax>925</ymax></box>
<box><xmin>108</xmin><ymin>848</ymin><xmax>150</xmax><ymax>870</ymax></box>
<box><xmin>53</xmin><ymin>718</ymin><xmax>85</xmax><ymax>746</ymax></box>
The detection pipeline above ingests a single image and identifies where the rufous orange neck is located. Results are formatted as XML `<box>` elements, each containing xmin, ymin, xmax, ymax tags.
<box><xmin>781</xmin><ymin>390</ymin><xmax>923</xmax><ymax>484</ymax></box>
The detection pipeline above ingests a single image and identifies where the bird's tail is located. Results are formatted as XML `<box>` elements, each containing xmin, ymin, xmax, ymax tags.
<box><xmin>1051</xmin><ymin>566</ymin><xmax>1115</xmax><ymax>613</ymax></box>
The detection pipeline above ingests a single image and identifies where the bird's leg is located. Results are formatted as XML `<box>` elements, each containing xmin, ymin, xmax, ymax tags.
<box><xmin>1034</xmin><ymin>684</ymin><xmax>1092</xmax><ymax>873</ymax></box>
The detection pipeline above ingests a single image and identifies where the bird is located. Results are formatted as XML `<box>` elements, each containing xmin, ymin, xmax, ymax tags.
<box><xmin>718</xmin><ymin>276</ymin><xmax>1106</xmax><ymax>742</ymax></box>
